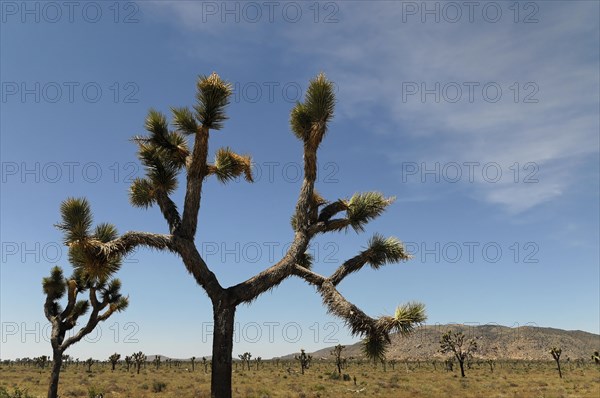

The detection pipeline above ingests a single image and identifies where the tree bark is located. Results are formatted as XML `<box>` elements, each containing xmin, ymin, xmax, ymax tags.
<box><xmin>47</xmin><ymin>349</ymin><xmax>63</xmax><ymax>398</ymax></box>
<box><xmin>211</xmin><ymin>300</ymin><xmax>236</xmax><ymax>398</ymax></box>
<box><xmin>459</xmin><ymin>359</ymin><xmax>465</xmax><ymax>377</ymax></box>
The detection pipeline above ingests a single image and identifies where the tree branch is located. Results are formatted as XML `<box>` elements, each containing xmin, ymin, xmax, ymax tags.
<box><xmin>59</xmin><ymin>280</ymin><xmax>78</xmax><ymax>319</ymax></box>
<box><xmin>100</xmin><ymin>231</ymin><xmax>175</xmax><ymax>257</ymax></box>
<box><xmin>328</xmin><ymin>253</ymin><xmax>369</xmax><ymax>286</ymax></box>
<box><xmin>155</xmin><ymin>191</ymin><xmax>182</xmax><ymax>234</ymax></box>
<box><xmin>179</xmin><ymin>126</ymin><xmax>210</xmax><ymax>239</ymax></box>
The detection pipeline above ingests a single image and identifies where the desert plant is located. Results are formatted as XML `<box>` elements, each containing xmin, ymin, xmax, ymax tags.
<box><xmin>592</xmin><ymin>351</ymin><xmax>599</xmax><ymax>365</ymax></box>
<box><xmin>439</xmin><ymin>330</ymin><xmax>477</xmax><ymax>377</ymax></box>
<box><xmin>152</xmin><ymin>381</ymin><xmax>167</xmax><ymax>392</ymax></box>
<box><xmin>190</xmin><ymin>356</ymin><xmax>196</xmax><ymax>371</ymax></box>
<box><xmin>85</xmin><ymin>358</ymin><xmax>94</xmax><ymax>373</ymax></box>
<box><xmin>331</xmin><ymin>344</ymin><xmax>345</xmax><ymax>376</ymax></box>
<box><xmin>238</xmin><ymin>353</ymin><xmax>252</xmax><ymax>371</ymax></box>
<box><xmin>44</xmin><ymin>198</ymin><xmax>129</xmax><ymax>398</ymax></box>
<box><xmin>153</xmin><ymin>356</ymin><xmax>161</xmax><ymax>369</ymax></box>
<box><xmin>124</xmin><ymin>356</ymin><xmax>132</xmax><ymax>372</ymax></box>
<box><xmin>550</xmin><ymin>347</ymin><xmax>562</xmax><ymax>378</ymax></box>
<box><xmin>295</xmin><ymin>349</ymin><xmax>312</xmax><ymax>375</ymax></box>
<box><xmin>255</xmin><ymin>357</ymin><xmax>262</xmax><ymax>370</ymax></box>
<box><xmin>73</xmin><ymin>72</ymin><xmax>426</xmax><ymax>398</ymax></box>
<box><xmin>132</xmin><ymin>352</ymin><xmax>146</xmax><ymax>374</ymax></box>
<box><xmin>202</xmin><ymin>357</ymin><xmax>209</xmax><ymax>373</ymax></box>
<box><xmin>109</xmin><ymin>353</ymin><xmax>120</xmax><ymax>371</ymax></box>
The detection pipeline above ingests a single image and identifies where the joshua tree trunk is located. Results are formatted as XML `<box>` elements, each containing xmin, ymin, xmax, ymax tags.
<box><xmin>458</xmin><ymin>358</ymin><xmax>465</xmax><ymax>377</ymax></box>
<box><xmin>48</xmin><ymin>349</ymin><xmax>63</xmax><ymax>398</ymax></box>
<box><xmin>211</xmin><ymin>299</ymin><xmax>236</xmax><ymax>398</ymax></box>
<box><xmin>556</xmin><ymin>358</ymin><xmax>562</xmax><ymax>378</ymax></box>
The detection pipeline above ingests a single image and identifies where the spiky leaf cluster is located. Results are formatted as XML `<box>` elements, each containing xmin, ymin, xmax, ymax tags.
<box><xmin>130</xmin><ymin>109</ymin><xmax>190</xmax><ymax>208</ymax></box>
<box><xmin>290</xmin><ymin>73</ymin><xmax>335</xmax><ymax>142</ymax></box>
<box><xmin>212</xmin><ymin>147</ymin><xmax>253</xmax><ymax>183</ymax></box>
<box><xmin>194</xmin><ymin>73</ymin><xmax>232</xmax><ymax>130</ymax></box>
<box><xmin>71</xmin><ymin>300</ymin><xmax>90</xmax><ymax>320</ymax></box>
<box><xmin>68</xmin><ymin>227</ymin><xmax>122</xmax><ymax>283</ymax></box>
<box><xmin>56</xmin><ymin>198</ymin><xmax>93</xmax><ymax>245</ymax></box>
<box><xmin>365</xmin><ymin>234</ymin><xmax>410</xmax><ymax>268</ymax></box>
<box><xmin>171</xmin><ymin>107</ymin><xmax>198</xmax><ymax>135</ymax></box>
<box><xmin>376</xmin><ymin>302</ymin><xmax>426</xmax><ymax>335</ymax></box>
<box><xmin>362</xmin><ymin>332</ymin><xmax>389</xmax><ymax>363</ymax></box>
<box><xmin>346</xmin><ymin>192</ymin><xmax>395</xmax><ymax>232</ymax></box>
<box><xmin>43</xmin><ymin>266</ymin><xmax>66</xmax><ymax>300</ymax></box>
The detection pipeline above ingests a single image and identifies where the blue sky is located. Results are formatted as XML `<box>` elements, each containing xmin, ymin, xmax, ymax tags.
<box><xmin>1</xmin><ymin>1</ymin><xmax>598</xmax><ymax>360</ymax></box>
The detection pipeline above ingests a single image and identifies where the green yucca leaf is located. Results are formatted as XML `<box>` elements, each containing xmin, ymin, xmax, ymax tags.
<box><xmin>290</xmin><ymin>102</ymin><xmax>312</xmax><ymax>140</ymax></box>
<box><xmin>129</xmin><ymin>178</ymin><xmax>155</xmax><ymax>208</ymax></box>
<box><xmin>94</xmin><ymin>223</ymin><xmax>118</xmax><ymax>243</ymax></box>
<box><xmin>304</xmin><ymin>72</ymin><xmax>335</xmax><ymax>126</ymax></box>
<box><xmin>56</xmin><ymin>198</ymin><xmax>93</xmax><ymax>245</ymax></box>
<box><xmin>346</xmin><ymin>192</ymin><xmax>395</xmax><ymax>232</ymax></box>
<box><xmin>194</xmin><ymin>73</ymin><xmax>232</xmax><ymax>130</ymax></box>
<box><xmin>365</xmin><ymin>234</ymin><xmax>410</xmax><ymax>268</ymax></box>
<box><xmin>171</xmin><ymin>106</ymin><xmax>199</xmax><ymax>135</ymax></box>
<box><xmin>113</xmin><ymin>296</ymin><xmax>129</xmax><ymax>312</ymax></box>
<box><xmin>42</xmin><ymin>266</ymin><xmax>66</xmax><ymax>300</ymax></box>
<box><xmin>71</xmin><ymin>300</ymin><xmax>90</xmax><ymax>319</ymax></box>
<box><xmin>362</xmin><ymin>333</ymin><xmax>389</xmax><ymax>363</ymax></box>
<box><xmin>213</xmin><ymin>147</ymin><xmax>253</xmax><ymax>183</ymax></box>
<box><xmin>377</xmin><ymin>302</ymin><xmax>426</xmax><ymax>335</ymax></box>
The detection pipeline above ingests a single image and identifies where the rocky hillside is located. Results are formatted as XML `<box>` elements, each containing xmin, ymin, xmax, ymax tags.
<box><xmin>279</xmin><ymin>324</ymin><xmax>600</xmax><ymax>361</ymax></box>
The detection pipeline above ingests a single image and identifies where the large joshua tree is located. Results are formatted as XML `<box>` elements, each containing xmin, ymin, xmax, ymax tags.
<box><xmin>78</xmin><ymin>72</ymin><xmax>425</xmax><ymax>397</ymax></box>
<box><xmin>43</xmin><ymin>198</ymin><xmax>128</xmax><ymax>398</ymax></box>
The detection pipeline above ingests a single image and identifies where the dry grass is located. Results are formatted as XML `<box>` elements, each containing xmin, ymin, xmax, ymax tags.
<box><xmin>1</xmin><ymin>360</ymin><xmax>598</xmax><ymax>397</ymax></box>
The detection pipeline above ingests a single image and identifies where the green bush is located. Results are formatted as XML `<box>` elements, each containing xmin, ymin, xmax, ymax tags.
<box><xmin>152</xmin><ymin>381</ymin><xmax>167</xmax><ymax>392</ymax></box>
<box><xmin>0</xmin><ymin>387</ymin><xmax>35</xmax><ymax>398</ymax></box>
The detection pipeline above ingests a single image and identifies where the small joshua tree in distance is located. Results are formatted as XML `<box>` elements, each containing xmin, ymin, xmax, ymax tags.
<box><xmin>109</xmin><ymin>353</ymin><xmax>120</xmax><ymax>371</ymax></box>
<box><xmin>550</xmin><ymin>347</ymin><xmax>563</xmax><ymax>378</ymax></box>
<box><xmin>331</xmin><ymin>344</ymin><xmax>345</xmax><ymax>376</ymax></box>
<box><xmin>439</xmin><ymin>330</ymin><xmax>477</xmax><ymax>378</ymax></box>
<box><xmin>296</xmin><ymin>349</ymin><xmax>312</xmax><ymax>375</ymax></box>
<box><xmin>132</xmin><ymin>351</ymin><xmax>146</xmax><ymax>374</ymax></box>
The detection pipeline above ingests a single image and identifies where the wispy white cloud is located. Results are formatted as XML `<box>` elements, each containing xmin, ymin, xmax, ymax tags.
<box><xmin>150</xmin><ymin>1</ymin><xmax>599</xmax><ymax>213</ymax></box>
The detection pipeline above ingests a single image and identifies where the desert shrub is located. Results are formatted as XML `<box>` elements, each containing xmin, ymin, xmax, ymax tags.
<box><xmin>0</xmin><ymin>387</ymin><xmax>34</xmax><ymax>398</ymax></box>
<box><xmin>87</xmin><ymin>386</ymin><xmax>103</xmax><ymax>398</ymax></box>
<box><xmin>152</xmin><ymin>381</ymin><xmax>167</xmax><ymax>392</ymax></box>
<box><xmin>342</xmin><ymin>374</ymin><xmax>351</xmax><ymax>381</ymax></box>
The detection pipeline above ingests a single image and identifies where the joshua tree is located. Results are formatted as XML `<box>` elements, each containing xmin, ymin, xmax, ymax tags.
<box><xmin>73</xmin><ymin>72</ymin><xmax>426</xmax><ymax>398</ymax></box>
<box><xmin>331</xmin><ymin>344</ymin><xmax>346</xmax><ymax>376</ymax></box>
<box><xmin>549</xmin><ymin>347</ymin><xmax>563</xmax><ymax>378</ymax></box>
<box><xmin>389</xmin><ymin>359</ymin><xmax>397</xmax><ymax>370</ymax></box>
<box><xmin>255</xmin><ymin>357</ymin><xmax>262</xmax><ymax>370</ymax></box>
<box><xmin>190</xmin><ymin>356</ymin><xmax>196</xmax><ymax>371</ymax></box>
<box><xmin>109</xmin><ymin>353</ymin><xmax>120</xmax><ymax>371</ymax></box>
<box><xmin>43</xmin><ymin>203</ymin><xmax>129</xmax><ymax>398</ymax></box>
<box><xmin>592</xmin><ymin>351</ymin><xmax>600</xmax><ymax>365</ymax></box>
<box><xmin>202</xmin><ymin>357</ymin><xmax>209</xmax><ymax>373</ymax></box>
<box><xmin>238</xmin><ymin>353</ymin><xmax>252</xmax><ymax>371</ymax></box>
<box><xmin>36</xmin><ymin>356</ymin><xmax>48</xmax><ymax>369</ymax></box>
<box><xmin>296</xmin><ymin>349</ymin><xmax>312</xmax><ymax>374</ymax></box>
<box><xmin>132</xmin><ymin>351</ymin><xmax>146</xmax><ymax>374</ymax></box>
<box><xmin>154</xmin><ymin>355</ymin><xmax>161</xmax><ymax>369</ymax></box>
<box><xmin>125</xmin><ymin>356</ymin><xmax>132</xmax><ymax>372</ymax></box>
<box><xmin>85</xmin><ymin>358</ymin><xmax>94</xmax><ymax>372</ymax></box>
<box><xmin>439</xmin><ymin>330</ymin><xmax>477</xmax><ymax>378</ymax></box>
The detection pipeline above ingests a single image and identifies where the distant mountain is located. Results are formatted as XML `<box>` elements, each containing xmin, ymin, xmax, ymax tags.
<box><xmin>277</xmin><ymin>324</ymin><xmax>600</xmax><ymax>361</ymax></box>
